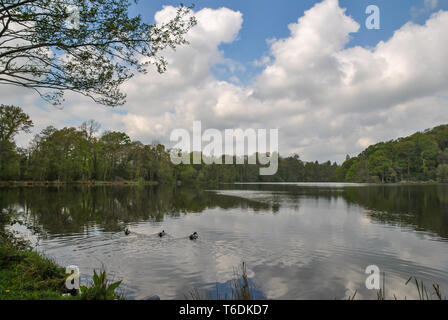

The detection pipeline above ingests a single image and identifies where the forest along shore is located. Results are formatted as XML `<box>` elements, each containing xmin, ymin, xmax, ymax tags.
<box><xmin>1</xmin><ymin>105</ymin><xmax>448</xmax><ymax>185</ymax></box>
<box><xmin>0</xmin><ymin>180</ymin><xmax>159</xmax><ymax>187</ymax></box>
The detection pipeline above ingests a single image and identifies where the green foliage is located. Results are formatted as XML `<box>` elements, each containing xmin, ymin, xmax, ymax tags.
<box><xmin>0</xmin><ymin>228</ymin><xmax>69</xmax><ymax>300</ymax></box>
<box><xmin>0</xmin><ymin>139</ymin><xmax>20</xmax><ymax>180</ymax></box>
<box><xmin>1</xmin><ymin>110</ymin><xmax>342</xmax><ymax>184</ymax></box>
<box><xmin>0</xmin><ymin>105</ymin><xmax>34</xmax><ymax>180</ymax></box>
<box><xmin>80</xmin><ymin>269</ymin><xmax>122</xmax><ymax>300</ymax></box>
<box><xmin>0</xmin><ymin>105</ymin><xmax>34</xmax><ymax>142</ymax></box>
<box><xmin>179</xmin><ymin>165</ymin><xmax>197</xmax><ymax>183</ymax></box>
<box><xmin>437</xmin><ymin>164</ymin><xmax>448</xmax><ymax>183</ymax></box>
<box><xmin>4</xmin><ymin>106</ymin><xmax>448</xmax><ymax>184</ymax></box>
<box><xmin>342</xmin><ymin>125</ymin><xmax>448</xmax><ymax>183</ymax></box>
<box><xmin>0</xmin><ymin>1</ymin><xmax>197</xmax><ymax>106</ymax></box>
<box><xmin>1</xmin><ymin>221</ymin><xmax>122</xmax><ymax>300</ymax></box>
<box><xmin>19</xmin><ymin>122</ymin><xmax>177</xmax><ymax>183</ymax></box>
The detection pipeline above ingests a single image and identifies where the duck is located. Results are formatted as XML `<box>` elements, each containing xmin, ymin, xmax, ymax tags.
<box><xmin>158</xmin><ymin>230</ymin><xmax>166</xmax><ymax>237</ymax></box>
<box><xmin>124</xmin><ymin>228</ymin><xmax>130</xmax><ymax>236</ymax></box>
<box><xmin>189</xmin><ymin>232</ymin><xmax>198</xmax><ymax>240</ymax></box>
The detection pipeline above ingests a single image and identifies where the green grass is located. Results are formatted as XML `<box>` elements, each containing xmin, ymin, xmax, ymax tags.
<box><xmin>79</xmin><ymin>269</ymin><xmax>123</xmax><ymax>300</ymax></box>
<box><xmin>0</xmin><ymin>230</ymin><xmax>71</xmax><ymax>300</ymax></box>
<box><xmin>1</xmin><ymin>214</ymin><xmax>123</xmax><ymax>300</ymax></box>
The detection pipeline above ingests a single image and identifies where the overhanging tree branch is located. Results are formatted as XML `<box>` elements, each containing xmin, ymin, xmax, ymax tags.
<box><xmin>0</xmin><ymin>0</ymin><xmax>197</xmax><ymax>106</ymax></box>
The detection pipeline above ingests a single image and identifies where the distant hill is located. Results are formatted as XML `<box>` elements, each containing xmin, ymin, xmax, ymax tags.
<box><xmin>337</xmin><ymin>125</ymin><xmax>448</xmax><ymax>183</ymax></box>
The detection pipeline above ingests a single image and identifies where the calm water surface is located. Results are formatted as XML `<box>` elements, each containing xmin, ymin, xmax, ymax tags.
<box><xmin>1</xmin><ymin>183</ymin><xmax>448</xmax><ymax>299</ymax></box>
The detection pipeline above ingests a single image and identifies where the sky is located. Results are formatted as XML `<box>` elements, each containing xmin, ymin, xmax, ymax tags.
<box><xmin>4</xmin><ymin>0</ymin><xmax>448</xmax><ymax>163</ymax></box>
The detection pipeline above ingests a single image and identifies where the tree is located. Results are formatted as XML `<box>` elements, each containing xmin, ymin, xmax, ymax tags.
<box><xmin>99</xmin><ymin>131</ymin><xmax>131</xmax><ymax>180</ymax></box>
<box><xmin>0</xmin><ymin>104</ymin><xmax>33</xmax><ymax>142</ymax></box>
<box><xmin>437</xmin><ymin>164</ymin><xmax>448</xmax><ymax>183</ymax></box>
<box><xmin>368</xmin><ymin>150</ymin><xmax>394</xmax><ymax>183</ymax></box>
<box><xmin>0</xmin><ymin>104</ymin><xmax>33</xmax><ymax>180</ymax></box>
<box><xmin>0</xmin><ymin>0</ymin><xmax>196</xmax><ymax>106</ymax></box>
<box><xmin>395</xmin><ymin>140</ymin><xmax>416</xmax><ymax>179</ymax></box>
<box><xmin>79</xmin><ymin>119</ymin><xmax>100</xmax><ymax>140</ymax></box>
<box><xmin>0</xmin><ymin>139</ymin><xmax>20</xmax><ymax>179</ymax></box>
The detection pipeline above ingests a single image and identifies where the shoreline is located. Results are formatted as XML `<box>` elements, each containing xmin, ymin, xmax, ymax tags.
<box><xmin>0</xmin><ymin>222</ymin><xmax>123</xmax><ymax>300</ymax></box>
<box><xmin>0</xmin><ymin>180</ymin><xmax>160</xmax><ymax>187</ymax></box>
<box><xmin>1</xmin><ymin>180</ymin><xmax>445</xmax><ymax>188</ymax></box>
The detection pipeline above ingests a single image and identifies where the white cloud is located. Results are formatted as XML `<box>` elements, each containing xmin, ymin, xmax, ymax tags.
<box><xmin>425</xmin><ymin>0</ymin><xmax>439</xmax><ymax>10</ymax></box>
<box><xmin>8</xmin><ymin>0</ymin><xmax>448</xmax><ymax>163</ymax></box>
<box><xmin>357</xmin><ymin>138</ymin><xmax>373</xmax><ymax>149</ymax></box>
<box><xmin>253</xmin><ymin>56</ymin><xmax>271</xmax><ymax>67</ymax></box>
<box><xmin>411</xmin><ymin>0</ymin><xmax>439</xmax><ymax>17</ymax></box>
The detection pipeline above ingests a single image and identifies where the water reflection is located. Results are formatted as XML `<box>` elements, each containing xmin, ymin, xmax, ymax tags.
<box><xmin>0</xmin><ymin>186</ymin><xmax>272</xmax><ymax>236</ymax></box>
<box><xmin>343</xmin><ymin>185</ymin><xmax>448</xmax><ymax>239</ymax></box>
<box><xmin>218</xmin><ymin>183</ymin><xmax>448</xmax><ymax>240</ymax></box>
<box><xmin>1</xmin><ymin>183</ymin><xmax>447</xmax><ymax>300</ymax></box>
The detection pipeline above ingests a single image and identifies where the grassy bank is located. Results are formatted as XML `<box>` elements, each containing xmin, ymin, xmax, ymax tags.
<box><xmin>0</xmin><ymin>212</ymin><xmax>123</xmax><ymax>300</ymax></box>
<box><xmin>0</xmin><ymin>228</ymin><xmax>71</xmax><ymax>300</ymax></box>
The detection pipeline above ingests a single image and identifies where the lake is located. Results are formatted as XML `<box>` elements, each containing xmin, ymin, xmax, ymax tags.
<box><xmin>1</xmin><ymin>183</ymin><xmax>448</xmax><ymax>299</ymax></box>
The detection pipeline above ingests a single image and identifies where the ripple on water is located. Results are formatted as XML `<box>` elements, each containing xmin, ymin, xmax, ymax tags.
<box><xmin>20</xmin><ymin>184</ymin><xmax>448</xmax><ymax>299</ymax></box>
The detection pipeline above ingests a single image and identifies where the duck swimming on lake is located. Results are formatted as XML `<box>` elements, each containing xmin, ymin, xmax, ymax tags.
<box><xmin>124</xmin><ymin>228</ymin><xmax>130</xmax><ymax>236</ymax></box>
<box><xmin>189</xmin><ymin>232</ymin><xmax>198</xmax><ymax>240</ymax></box>
<box><xmin>158</xmin><ymin>230</ymin><xmax>166</xmax><ymax>237</ymax></box>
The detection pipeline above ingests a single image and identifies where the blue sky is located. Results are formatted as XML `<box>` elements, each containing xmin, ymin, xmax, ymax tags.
<box><xmin>131</xmin><ymin>0</ymin><xmax>448</xmax><ymax>84</ymax></box>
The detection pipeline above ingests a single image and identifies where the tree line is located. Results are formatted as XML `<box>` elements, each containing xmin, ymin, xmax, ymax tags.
<box><xmin>1</xmin><ymin>105</ymin><xmax>448</xmax><ymax>184</ymax></box>
<box><xmin>336</xmin><ymin>125</ymin><xmax>448</xmax><ymax>183</ymax></box>
<box><xmin>0</xmin><ymin>105</ymin><xmax>340</xmax><ymax>184</ymax></box>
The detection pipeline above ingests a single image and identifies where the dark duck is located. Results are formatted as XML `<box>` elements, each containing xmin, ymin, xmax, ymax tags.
<box><xmin>189</xmin><ymin>232</ymin><xmax>198</xmax><ymax>240</ymax></box>
<box><xmin>158</xmin><ymin>230</ymin><xmax>166</xmax><ymax>237</ymax></box>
